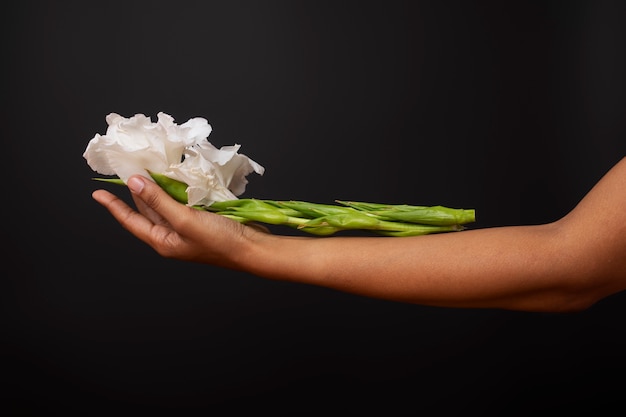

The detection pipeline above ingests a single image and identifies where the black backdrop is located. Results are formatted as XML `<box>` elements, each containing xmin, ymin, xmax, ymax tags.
<box><xmin>3</xmin><ymin>0</ymin><xmax>626</xmax><ymax>414</ymax></box>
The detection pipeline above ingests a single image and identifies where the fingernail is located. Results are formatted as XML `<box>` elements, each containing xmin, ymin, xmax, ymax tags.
<box><xmin>127</xmin><ymin>177</ymin><xmax>144</xmax><ymax>194</ymax></box>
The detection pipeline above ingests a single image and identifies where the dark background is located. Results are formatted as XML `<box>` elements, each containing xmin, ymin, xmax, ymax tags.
<box><xmin>3</xmin><ymin>0</ymin><xmax>626</xmax><ymax>414</ymax></box>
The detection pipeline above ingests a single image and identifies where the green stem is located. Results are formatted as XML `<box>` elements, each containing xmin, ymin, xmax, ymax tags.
<box><xmin>91</xmin><ymin>177</ymin><xmax>474</xmax><ymax>237</ymax></box>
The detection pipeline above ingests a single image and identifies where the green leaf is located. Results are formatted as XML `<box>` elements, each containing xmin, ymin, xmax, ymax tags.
<box><xmin>92</xmin><ymin>177</ymin><xmax>125</xmax><ymax>186</ymax></box>
<box><xmin>374</xmin><ymin>224</ymin><xmax>463</xmax><ymax>237</ymax></box>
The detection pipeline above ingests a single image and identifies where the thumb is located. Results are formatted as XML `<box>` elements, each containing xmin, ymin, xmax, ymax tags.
<box><xmin>127</xmin><ymin>175</ymin><xmax>189</xmax><ymax>224</ymax></box>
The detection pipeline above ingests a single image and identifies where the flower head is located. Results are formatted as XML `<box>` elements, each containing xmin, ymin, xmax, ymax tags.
<box><xmin>83</xmin><ymin>112</ymin><xmax>264</xmax><ymax>206</ymax></box>
<box><xmin>165</xmin><ymin>142</ymin><xmax>265</xmax><ymax>206</ymax></box>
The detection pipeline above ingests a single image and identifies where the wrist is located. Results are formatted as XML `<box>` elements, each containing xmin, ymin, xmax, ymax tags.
<box><xmin>237</xmin><ymin>226</ymin><xmax>315</xmax><ymax>282</ymax></box>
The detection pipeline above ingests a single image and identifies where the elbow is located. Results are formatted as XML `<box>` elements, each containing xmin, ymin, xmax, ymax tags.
<box><xmin>513</xmin><ymin>287</ymin><xmax>603</xmax><ymax>314</ymax></box>
<box><xmin>548</xmin><ymin>293</ymin><xmax>599</xmax><ymax>313</ymax></box>
<box><xmin>541</xmin><ymin>270</ymin><xmax>624</xmax><ymax>314</ymax></box>
<box><xmin>532</xmin><ymin>219</ymin><xmax>626</xmax><ymax>313</ymax></box>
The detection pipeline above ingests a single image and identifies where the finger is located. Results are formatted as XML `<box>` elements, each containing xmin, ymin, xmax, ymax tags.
<box><xmin>92</xmin><ymin>188</ymin><xmax>166</xmax><ymax>246</ymax></box>
<box><xmin>130</xmin><ymin>188</ymin><xmax>169</xmax><ymax>226</ymax></box>
<box><xmin>126</xmin><ymin>176</ymin><xmax>193</xmax><ymax>228</ymax></box>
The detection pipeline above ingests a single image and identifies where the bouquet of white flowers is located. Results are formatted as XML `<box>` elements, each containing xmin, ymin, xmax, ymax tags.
<box><xmin>84</xmin><ymin>112</ymin><xmax>475</xmax><ymax>236</ymax></box>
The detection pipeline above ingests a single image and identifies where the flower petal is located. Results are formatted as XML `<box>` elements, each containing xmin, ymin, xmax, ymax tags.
<box><xmin>83</xmin><ymin>112</ymin><xmax>213</xmax><ymax>183</ymax></box>
<box><xmin>165</xmin><ymin>148</ymin><xmax>238</xmax><ymax>206</ymax></box>
<box><xmin>193</xmin><ymin>142</ymin><xmax>265</xmax><ymax>196</ymax></box>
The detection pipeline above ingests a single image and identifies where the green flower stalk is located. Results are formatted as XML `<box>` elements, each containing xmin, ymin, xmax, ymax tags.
<box><xmin>337</xmin><ymin>201</ymin><xmax>475</xmax><ymax>226</ymax></box>
<box><xmin>92</xmin><ymin>175</ymin><xmax>476</xmax><ymax>237</ymax></box>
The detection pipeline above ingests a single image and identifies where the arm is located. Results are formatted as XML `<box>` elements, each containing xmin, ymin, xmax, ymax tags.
<box><xmin>92</xmin><ymin>157</ymin><xmax>626</xmax><ymax>313</ymax></box>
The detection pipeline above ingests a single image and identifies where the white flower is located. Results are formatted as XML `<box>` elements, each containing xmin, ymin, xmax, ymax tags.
<box><xmin>83</xmin><ymin>112</ymin><xmax>211</xmax><ymax>183</ymax></box>
<box><xmin>165</xmin><ymin>143</ymin><xmax>265</xmax><ymax>206</ymax></box>
<box><xmin>83</xmin><ymin>112</ymin><xmax>264</xmax><ymax>205</ymax></box>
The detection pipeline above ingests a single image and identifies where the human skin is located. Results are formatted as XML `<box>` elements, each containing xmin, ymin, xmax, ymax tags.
<box><xmin>92</xmin><ymin>157</ymin><xmax>626</xmax><ymax>313</ymax></box>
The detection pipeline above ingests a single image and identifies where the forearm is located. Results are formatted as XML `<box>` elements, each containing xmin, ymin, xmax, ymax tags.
<box><xmin>244</xmin><ymin>222</ymin><xmax>587</xmax><ymax>312</ymax></box>
<box><xmin>237</xmin><ymin>158</ymin><xmax>626</xmax><ymax>312</ymax></box>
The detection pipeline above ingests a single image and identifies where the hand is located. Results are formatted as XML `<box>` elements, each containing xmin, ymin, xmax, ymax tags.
<box><xmin>91</xmin><ymin>175</ymin><xmax>262</xmax><ymax>268</ymax></box>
